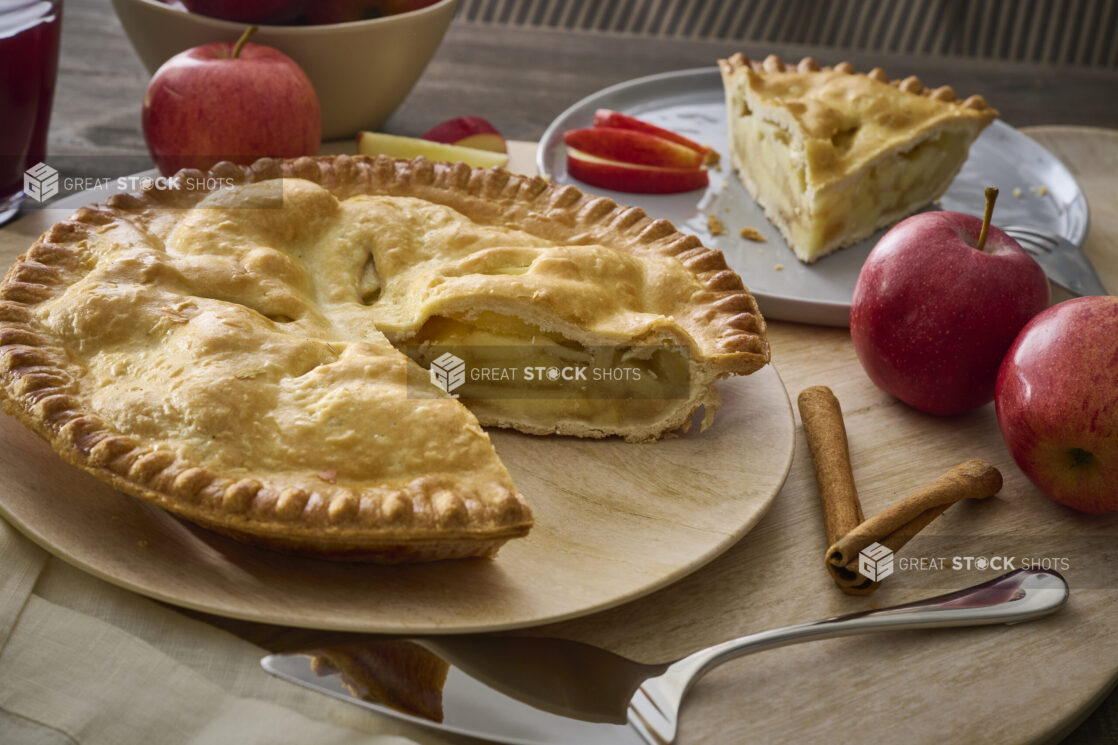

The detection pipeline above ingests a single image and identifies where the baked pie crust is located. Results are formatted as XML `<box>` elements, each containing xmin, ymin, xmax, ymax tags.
<box><xmin>719</xmin><ymin>53</ymin><xmax>998</xmax><ymax>263</ymax></box>
<box><xmin>0</xmin><ymin>155</ymin><xmax>768</xmax><ymax>562</ymax></box>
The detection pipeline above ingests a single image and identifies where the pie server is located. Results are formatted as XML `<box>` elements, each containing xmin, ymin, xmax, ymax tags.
<box><xmin>262</xmin><ymin>568</ymin><xmax>1067</xmax><ymax>745</ymax></box>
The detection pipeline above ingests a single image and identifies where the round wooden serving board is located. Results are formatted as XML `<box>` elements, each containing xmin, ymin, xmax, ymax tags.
<box><xmin>0</xmin><ymin>179</ymin><xmax>794</xmax><ymax>633</ymax></box>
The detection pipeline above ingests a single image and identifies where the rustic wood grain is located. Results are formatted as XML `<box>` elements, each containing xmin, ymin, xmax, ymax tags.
<box><xmin>11</xmin><ymin>0</ymin><xmax>1118</xmax><ymax>739</ymax></box>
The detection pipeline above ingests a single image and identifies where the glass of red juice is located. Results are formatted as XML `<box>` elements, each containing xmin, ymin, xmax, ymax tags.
<box><xmin>0</xmin><ymin>0</ymin><xmax>61</xmax><ymax>226</ymax></box>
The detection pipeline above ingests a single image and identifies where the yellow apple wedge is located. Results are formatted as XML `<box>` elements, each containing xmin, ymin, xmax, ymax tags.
<box><xmin>357</xmin><ymin>131</ymin><xmax>509</xmax><ymax>168</ymax></box>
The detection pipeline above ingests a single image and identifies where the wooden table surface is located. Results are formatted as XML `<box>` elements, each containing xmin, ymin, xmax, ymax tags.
<box><xmin>9</xmin><ymin>1</ymin><xmax>1117</xmax><ymax>744</ymax></box>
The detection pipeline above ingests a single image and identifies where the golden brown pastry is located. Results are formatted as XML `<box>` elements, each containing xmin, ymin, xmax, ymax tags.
<box><xmin>0</xmin><ymin>155</ymin><xmax>767</xmax><ymax>562</ymax></box>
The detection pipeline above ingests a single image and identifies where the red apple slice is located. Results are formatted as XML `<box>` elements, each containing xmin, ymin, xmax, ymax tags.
<box><xmin>566</xmin><ymin>148</ymin><xmax>708</xmax><ymax>194</ymax></box>
<box><xmin>422</xmin><ymin>116</ymin><xmax>508</xmax><ymax>154</ymax></box>
<box><xmin>564</xmin><ymin>127</ymin><xmax>704</xmax><ymax>170</ymax></box>
<box><xmin>593</xmin><ymin>109</ymin><xmax>712</xmax><ymax>155</ymax></box>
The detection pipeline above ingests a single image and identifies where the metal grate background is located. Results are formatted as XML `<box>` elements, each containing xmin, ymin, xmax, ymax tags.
<box><xmin>457</xmin><ymin>0</ymin><xmax>1118</xmax><ymax>69</ymax></box>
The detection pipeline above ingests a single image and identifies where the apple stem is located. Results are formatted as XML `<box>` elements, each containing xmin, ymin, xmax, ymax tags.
<box><xmin>976</xmin><ymin>186</ymin><xmax>999</xmax><ymax>253</ymax></box>
<box><xmin>231</xmin><ymin>26</ymin><xmax>257</xmax><ymax>60</ymax></box>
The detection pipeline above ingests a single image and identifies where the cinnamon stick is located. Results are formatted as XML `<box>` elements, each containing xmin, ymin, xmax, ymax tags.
<box><xmin>799</xmin><ymin>386</ymin><xmax>1004</xmax><ymax>595</ymax></box>
<box><xmin>797</xmin><ymin>386</ymin><xmax>872</xmax><ymax>593</ymax></box>
<box><xmin>826</xmin><ymin>459</ymin><xmax>1003</xmax><ymax>571</ymax></box>
<box><xmin>798</xmin><ymin>387</ymin><xmax>863</xmax><ymax>543</ymax></box>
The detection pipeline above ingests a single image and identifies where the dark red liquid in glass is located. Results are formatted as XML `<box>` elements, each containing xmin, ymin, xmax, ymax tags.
<box><xmin>0</xmin><ymin>1</ymin><xmax>61</xmax><ymax>205</ymax></box>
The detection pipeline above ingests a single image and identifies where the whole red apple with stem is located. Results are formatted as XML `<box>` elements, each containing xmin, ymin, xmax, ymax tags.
<box><xmin>850</xmin><ymin>188</ymin><xmax>1050</xmax><ymax>415</ymax></box>
<box><xmin>995</xmin><ymin>296</ymin><xmax>1118</xmax><ymax>514</ymax></box>
<box><xmin>142</xmin><ymin>26</ymin><xmax>321</xmax><ymax>176</ymax></box>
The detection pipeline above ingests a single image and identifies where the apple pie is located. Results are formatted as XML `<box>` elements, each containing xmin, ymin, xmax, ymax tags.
<box><xmin>0</xmin><ymin>155</ymin><xmax>768</xmax><ymax>562</ymax></box>
<box><xmin>719</xmin><ymin>53</ymin><xmax>998</xmax><ymax>263</ymax></box>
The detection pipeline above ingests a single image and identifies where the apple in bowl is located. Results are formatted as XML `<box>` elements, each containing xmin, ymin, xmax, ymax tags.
<box><xmin>851</xmin><ymin>189</ymin><xmax>1050</xmax><ymax>416</ymax></box>
<box><xmin>179</xmin><ymin>0</ymin><xmax>308</xmax><ymax>24</ymax></box>
<box><xmin>995</xmin><ymin>296</ymin><xmax>1118</xmax><ymax>515</ymax></box>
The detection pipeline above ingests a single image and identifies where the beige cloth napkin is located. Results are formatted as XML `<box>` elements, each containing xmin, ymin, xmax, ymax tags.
<box><xmin>0</xmin><ymin>517</ymin><xmax>476</xmax><ymax>745</ymax></box>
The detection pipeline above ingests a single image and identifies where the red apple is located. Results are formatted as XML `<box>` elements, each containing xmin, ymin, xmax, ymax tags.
<box><xmin>181</xmin><ymin>0</ymin><xmax>308</xmax><ymax>23</ymax></box>
<box><xmin>381</xmin><ymin>0</ymin><xmax>440</xmax><ymax>13</ymax></box>
<box><xmin>593</xmin><ymin>109</ymin><xmax>711</xmax><ymax>156</ymax></box>
<box><xmin>422</xmin><ymin>116</ymin><xmax>507</xmax><ymax>153</ymax></box>
<box><xmin>142</xmin><ymin>27</ymin><xmax>321</xmax><ymax>177</ymax></box>
<box><xmin>564</xmin><ymin>127</ymin><xmax>704</xmax><ymax>170</ymax></box>
<box><xmin>304</xmin><ymin>0</ymin><xmax>385</xmax><ymax>24</ymax></box>
<box><xmin>995</xmin><ymin>296</ymin><xmax>1118</xmax><ymax>514</ymax></box>
<box><xmin>850</xmin><ymin>189</ymin><xmax>1050</xmax><ymax>415</ymax></box>
<box><xmin>566</xmin><ymin>148</ymin><xmax>708</xmax><ymax>194</ymax></box>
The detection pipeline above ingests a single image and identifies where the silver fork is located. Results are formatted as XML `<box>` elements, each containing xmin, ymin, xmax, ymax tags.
<box><xmin>1002</xmin><ymin>225</ymin><xmax>1109</xmax><ymax>296</ymax></box>
<box><xmin>626</xmin><ymin>569</ymin><xmax>1067</xmax><ymax>745</ymax></box>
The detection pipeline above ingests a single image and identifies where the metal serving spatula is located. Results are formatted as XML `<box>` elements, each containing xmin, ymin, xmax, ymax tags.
<box><xmin>262</xmin><ymin>568</ymin><xmax>1067</xmax><ymax>745</ymax></box>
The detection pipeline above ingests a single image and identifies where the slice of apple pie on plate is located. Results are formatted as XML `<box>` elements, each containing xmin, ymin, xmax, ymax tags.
<box><xmin>718</xmin><ymin>53</ymin><xmax>998</xmax><ymax>264</ymax></box>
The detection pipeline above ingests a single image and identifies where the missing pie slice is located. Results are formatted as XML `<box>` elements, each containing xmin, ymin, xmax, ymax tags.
<box><xmin>0</xmin><ymin>155</ymin><xmax>768</xmax><ymax>562</ymax></box>
<box><xmin>719</xmin><ymin>53</ymin><xmax>998</xmax><ymax>263</ymax></box>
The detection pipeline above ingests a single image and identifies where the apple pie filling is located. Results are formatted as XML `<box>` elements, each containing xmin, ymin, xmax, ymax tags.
<box><xmin>404</xmin><ymin>312</ymin><xmax>694</xmax><ymax>430</ymax></box>
<box><xmin>812</xmin><ymin>129</ymin><xmax>971</xmax><ymax>252</ymax></box>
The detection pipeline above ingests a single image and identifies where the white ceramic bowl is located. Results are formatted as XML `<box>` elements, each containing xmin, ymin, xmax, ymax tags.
<box><xmin>111</xmin><ymin>0</ymin><xmax>457</xmax><ymax>140</ymax></box>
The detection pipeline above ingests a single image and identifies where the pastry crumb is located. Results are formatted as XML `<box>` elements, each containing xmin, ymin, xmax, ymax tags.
<box><xmin>773</xmin><ymin>263</ymin><xmax>784</xmax><ymax>271</ymax></box>
<box><xmin>1012</xmin><ymin>187</ymin><xmax>1023</xmax><ymax>198</ymax></box>
<box><xmin>739</xmin><ymin>226</ymin><xmax>766</xmax><ymax>242</ymax></box>
<box><xmin>707</xmin><ymin>214</ymin><xmax>726</xmax><ymax>235</ymax></box>
<box><xmin>137</xmin><ymin>539</ymin><xmax>151</xmax><ymax>549</ymax></box>
<box><xmin>1028</xmin><ymin>184</ymin><xmax>1049</xmax><ymax>196</ymax></box>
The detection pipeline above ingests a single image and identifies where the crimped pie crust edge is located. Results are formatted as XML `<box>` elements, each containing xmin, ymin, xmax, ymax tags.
<box><xmin>718</xmin><ymin>52</ymin><xmax>998</xmax><ymax>115</ymax></box>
